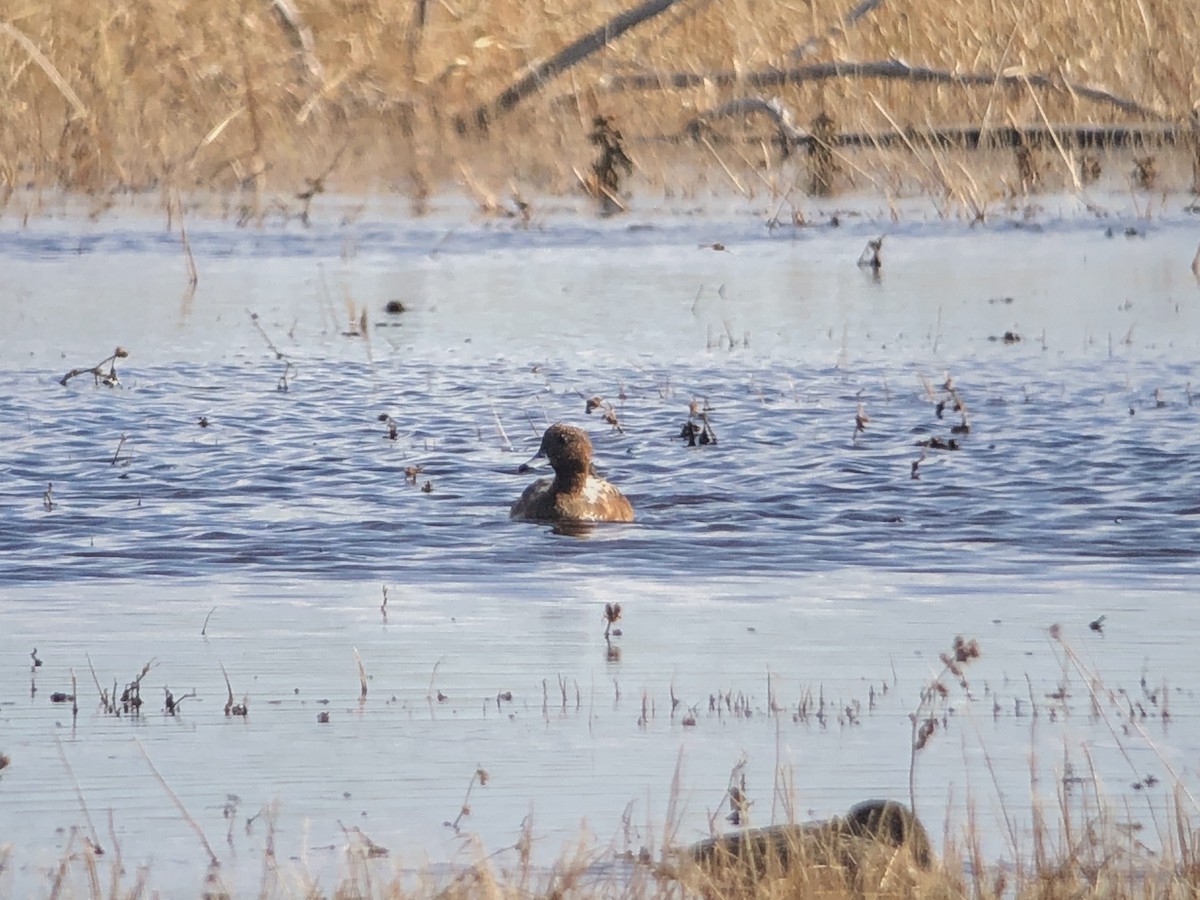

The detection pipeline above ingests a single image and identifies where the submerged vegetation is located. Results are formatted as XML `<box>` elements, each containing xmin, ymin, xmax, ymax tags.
<box><xmin>1</xmin><ymin>0</ymin><xmax>1198</xmax><ymax>215</ymax></box>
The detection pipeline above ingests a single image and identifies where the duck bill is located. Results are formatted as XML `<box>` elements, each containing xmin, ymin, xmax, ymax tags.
<box><xmin>517</xmin><ymin>450</ymin><xmax>546</xmax><ymax>474</ymax></box>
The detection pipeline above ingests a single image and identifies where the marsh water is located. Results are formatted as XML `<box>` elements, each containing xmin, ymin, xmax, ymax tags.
<box><xmin>2</xmin><ymin>192</ymin><xmax>1200</xmax><ymax>895</ymax></box>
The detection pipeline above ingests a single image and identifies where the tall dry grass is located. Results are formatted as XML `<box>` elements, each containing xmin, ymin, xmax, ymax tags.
<box><xmin>1</xmin><ymin>0</ymin><xmax>1198</xmax><ymax>210</ymax></box>
<box><xmin>12</xmin><ymin>630</ymin><xmax>1200</xmax><ymax>898</ymax></box>
<box><xmin>20</xmin><ymin>783</ymin><xmax>1200</xmax><ymax>899</ymax></box>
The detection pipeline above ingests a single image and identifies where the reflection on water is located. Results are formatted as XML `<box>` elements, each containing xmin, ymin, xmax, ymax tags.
<box><xmin>1</xmin><ymin>196</ymin><xmax>1199</xmax><ymax>894</ymax></box>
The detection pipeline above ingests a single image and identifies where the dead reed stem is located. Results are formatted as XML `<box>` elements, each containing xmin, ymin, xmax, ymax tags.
<box><xmin>135</xmin><ymin>739</ymin><xmax>220</xmax><ymax>868</ymax></box>
<box><xmin>54</xmin><ymin>737</ymin><xmax>102</xmax><ymax>855</ymax></box>
<box><xmin>354</xmin><ymin>647</ymin><xmax>368</xmax><ymax>701</ymax></box>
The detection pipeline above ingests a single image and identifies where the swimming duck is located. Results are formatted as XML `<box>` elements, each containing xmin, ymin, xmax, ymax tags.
<box><xmin>510</xmin><ymin>423</ymin><xmax>634</xmax><ymax>523</ymax></box>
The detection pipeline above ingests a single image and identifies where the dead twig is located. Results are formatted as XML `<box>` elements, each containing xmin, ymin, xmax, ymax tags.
<box><xmin>465</xmin><ymin>0</ymin><xmax>688</xmax><ymax>130</ymax></box>
<box><xmin>136</xmin><ymin>739</ymin><xmax>220</xmax><ymax>868</ymax></box>
<box><xmin>59</xmin><ymin>347</ymin><xmax>128</xmax><ymax>387</ymax></box>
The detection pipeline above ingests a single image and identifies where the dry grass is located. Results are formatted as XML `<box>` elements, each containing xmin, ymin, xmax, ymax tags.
<box><xmin>1</xmin><ymin>0</ymin><xmax>1198</xmax><ymax>212</ymax></box>
<box><xmin>22</xmin><ymin>787</ymin><xmax>1200</xmax><ymax>899</ymax></box>
<box><xmin>13</xmin><ymin>632</ymin><xmax>1200</xmax><ymax>898</ymax></box>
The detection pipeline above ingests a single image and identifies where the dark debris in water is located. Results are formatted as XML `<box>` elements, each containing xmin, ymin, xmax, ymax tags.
<box><xmin>58</xmin><ymin>346</ymin><xmax>128</xmax><ymax>387</ymax></box>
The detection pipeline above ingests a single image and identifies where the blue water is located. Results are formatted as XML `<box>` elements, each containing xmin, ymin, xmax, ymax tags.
<box><xmin>1</xmin><ymin>195</ymin><xmax>1199</xmax><ymax>896</ymax></box>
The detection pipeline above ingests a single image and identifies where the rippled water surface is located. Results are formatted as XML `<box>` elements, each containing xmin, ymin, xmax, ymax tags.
<box><xmin>1</xmin><ymin>194</ymin><xmax>1199</xmax><ymax>895</ymax></box>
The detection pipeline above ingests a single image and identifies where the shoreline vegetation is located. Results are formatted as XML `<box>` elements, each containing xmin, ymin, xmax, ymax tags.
<box><xmin>1</xmin><ymin>0</ymin><xmax>1198</xmax><ymax>220</ymax></box>
<box><xmin>5</xmin><ymin>632</ymin><xmax>1200</xmax><ymax>898</ymax></box>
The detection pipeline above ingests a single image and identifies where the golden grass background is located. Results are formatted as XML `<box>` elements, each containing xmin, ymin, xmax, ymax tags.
<box><xmin>1</xmin><ymin>0</ymin><xmax>1198</xmax><ymax>206</ymax></box>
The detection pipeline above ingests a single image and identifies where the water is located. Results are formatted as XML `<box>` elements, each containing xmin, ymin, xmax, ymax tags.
<box><xmin>1</xmin><ymin>192</ymin><xmax>1199</xmax><ymax>895</ymax></box>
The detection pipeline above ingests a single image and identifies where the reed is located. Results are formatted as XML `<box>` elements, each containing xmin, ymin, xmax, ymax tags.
<box><xmin>1</xmin><ymin>0</ymin><xmax>1196</xmax><ymax>210</ymax></box>
<box><xmin>21</xmin><ymin>775</ymin><xmax>1200</xmax><ymax>898</ymax></box>
<box><xmin>15</xmin><ymin>638</ymin><xmax>1200</xmax><ymax>898</ymax></box>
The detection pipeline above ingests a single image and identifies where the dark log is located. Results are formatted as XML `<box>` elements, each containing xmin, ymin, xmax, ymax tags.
<box><xmin>600</xmin><ymin>58</ymin><xmax>1168</xmax><ymax>121</ymax></box>
<box><xmin>683</xmin><ymin>105</ymin><xmax>1189</xmax><ymax>152</ymax></box>
<box><xmin>464</xmin><ymin>0</ymin><xmax>687</xmax><ymax>132</ymax></box>
<box><xmin>789</xmin><ymin>0</ymin><xmax>887</xmax><ymax>60</ymax></box>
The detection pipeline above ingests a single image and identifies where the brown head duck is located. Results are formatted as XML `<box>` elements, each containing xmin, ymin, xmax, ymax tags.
<box><xmin>510</xmin><ymin>423</ymin><xmax>634</xmax><ymax>524</ymax></box>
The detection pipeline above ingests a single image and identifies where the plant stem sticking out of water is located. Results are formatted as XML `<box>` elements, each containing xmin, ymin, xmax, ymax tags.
<box><xmin>584</xmin><ymin>394</ymin><xmax>624</xmax><ymax>432</ymax></box>
<box><xmin>908</xmin><ymin>635</ymin><xmax>981</xmax><ymax>815</ymax></box>
<box><xmin>245</xmin><ymin>309</ymin><xmax>297</xmax><ymax>392</ymax></box>
<box><xmin>56</xmin><ymin>736</ymin><xmax>104</xmax><ymax>856</ymax></box>
<box><xmin>220</xmin><ymin>663</ymin><xmax>248</xmax><ymax>717</ymax></box>
<box><xmin>445</xmin><ymin>767</ymin><xmax>489</xmax><ymax>834</ymax></box>
<box><xmin>680</xmin><ymin>398</ymin><xmax>717</xmax><ymax>446</ymax></box>
<box><xmin>603</xmin><ymin>602</ymin><xmax>622</xmax><ymax>639</ymax></box>
<box><xmin>377</xmin><ymin>413</ymin><xmax>398</xmax><ymax>440</ymax></box>
<box><xmin>854</xmin><ymin>399</ymin><xmax>869</xmax><ymax>441</ymax></box>
<box><xmin>136</xmin><ymin>739</ymin><xmax>220</xmax><ymax>871</ymax></box>
<box><xmin>587</xmin><ymin>115</ymin><xmax>633</xmax><ymax>216</ymax></box>
<box><xmin>353</xmin><ymin>648</ymin><xmax>368</xmax><ymax>702</ymax></box>
<box><xmin>857</xmin><ymin>235</ymin><xmax>883</xmax><ymax>273</ymax></box>
<box><xmin>59</xmin><ymin>346</ymin><xmax>128</xmax><ymax>387</ymax></box>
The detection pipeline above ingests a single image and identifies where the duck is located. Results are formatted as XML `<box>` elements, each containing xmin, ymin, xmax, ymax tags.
<box><xmin>510</xmin><ymin>423</ymin><xmax>634</xmax><ymax>523</ymax></box>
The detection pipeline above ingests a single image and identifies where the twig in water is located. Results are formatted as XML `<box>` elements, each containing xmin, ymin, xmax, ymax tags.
<box><xmin>679</xmin><ymin>398</ymin><xmax>718</xmax><ymax>446</ymax></box>
<box><xmin>59</xmin><ymin>346</ymin><xmax>129</xmax><ymax>387</ymax></box>
<box><xmin>172</xmin><ymin>189</ymin><xmax>199</xmax><ymax>287</ymax></box>
<box><xmin>245</xmin><ymin>309</ymin><xmax>285</xmax><ymax>359</ymax></box>
<box><xmin>854</xmin><ymin>400</ymin><xmax>870</xmax><ymax>439</ymax></box>
<box><xmin>377</xmin><ymin>413</ymin><xmax>399</xmax><ymax>440</ymax></box>
<box><xmin>603</xmin><ymin>602</ymin><xmax>622</xmax><ymax>639</ymax></box>
<box><xmin>353</xmin><ymin>648</ymin><xmax>368</xmax><ymax>701</ymax></box>
<box><xmin>277</xmin><ymin>360</ymin><xmax>295</xmax><ymax>392</ymax></box>
<box><xmin>857</xmin><ymin>235</ymin><xmax>884</xmax><ymax>271</ymax></box>
<box><xmin>380</xmin><ymin>585</ymin><xmax>388</xmax><ymax>623</ymax></box>
<box><xmin>942</xmin><ymin>374</ymin><xmax>971</xmax><ymax>433</ymax></box>
<box><xmin>42</xmin><ymin>482</ymin><xmax>55</xmax><ymax>511</ymax></box>
<box><xmin>426</xmin><ymin>658</ymin><xmax>444</xmax><ymax>710</ymax></box>
<box><xmin>220</xmin><ymin>662</ymin><xmax>248</xmax><ymax>716</ymax></box>
<box><xmin>164</xmin><ymin>686</ymin><xmax>197</xmax><ymax>715</ymax></box>
<box><xmin>110</xmin><ymin>434</ymin><xmax>128</xmax><ymax>466</ymax></box>
<box><xmin>136</xmin><ymin>739</ymin><xmax>220</xmax><ymax>868</ymax></box>
<box><xmin>85</xmin><ymin>654</ymin><xmax>112</xmax><ymax>715</ymax></box>
<box><xmin>490</xmin><ymin>403</ymin><xmax>514</xmax><ymax>452</ymax></box>
<box><xmin>119</xmin><ymin>659</ymin><xmax>157</xmax><ymax>716</ymax></box>
<box><xmin>444</xmin><ymin>767</ymin><xmax>490</xmax><ymax>833</ymax></box>
<box><xmin>201</xmin><ymin>607</ymin><xmax>216</xmax><ymax>636</ymax></box>
<box><xmin>55</xmin><ymin>737</ymin><xmax>104</xmax><ymax>854</ymax></box>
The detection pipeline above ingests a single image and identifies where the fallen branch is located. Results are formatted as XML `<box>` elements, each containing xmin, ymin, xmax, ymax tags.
<box><xmin>683</xmin><ymin>114</ymin><xmax>1187</xmax><ymax>153</ymax></box>
<box><xmin>59</xmin><ymin>347</ymin><xmax>128</xmax><ymax>387</ymax></box>
<box><xmin>789</xmin><ymin>0</ymin><xmax>887</xmax><ymax>60</ymax></box>
<box><xmin>600</xmin><ymin>58</ymin><xmax>1168</xmax><ymax>121</ymax></box>
<box><xmin>685</xmin><ymin>97</ymin><xmax>806</xmax><ymax>145</ymax></box>
<box><xmin>463</xmin><ymin>0</ymin><xmax>688</xmax><ymax>130</ymax></box>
